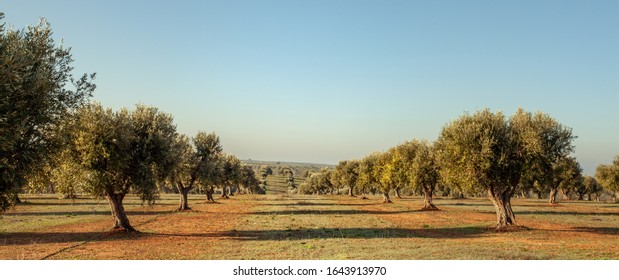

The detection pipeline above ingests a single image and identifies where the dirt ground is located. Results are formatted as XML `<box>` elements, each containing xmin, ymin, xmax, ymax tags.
<box><xmin>1</xmin><ymin>194</ymin><xmax>617</xmax><ymax>259</ymax></box>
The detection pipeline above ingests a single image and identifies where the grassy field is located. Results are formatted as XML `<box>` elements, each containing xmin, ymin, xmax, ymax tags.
<box><xmin>1</xmin><ymin>193</ymin><xmax>618</xmax><ymax>259</ymax></box>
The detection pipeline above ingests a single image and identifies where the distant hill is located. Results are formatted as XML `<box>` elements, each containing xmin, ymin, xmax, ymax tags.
<box><xmin>241</xmin><ymin>160</ymin><xmax>335</xmax><ymax>194</ymax></box>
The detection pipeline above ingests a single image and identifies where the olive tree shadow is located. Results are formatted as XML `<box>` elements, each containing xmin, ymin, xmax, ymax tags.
<box><xmin>249</xmin><ymin>209</ymin><xmax>417</xmax><ymax>215</ymax></box>
<box><xmin>149</xmin><ymin>226</ymin><xmax>490</xmax><ymax>241</ymax></box>
<box><xmin>0</xmin><ymin>226</ymin><xmax>488</xmax><ymax>246</ymax></box>
<box><xmin>2</xmin><ymin>209</ymin><xmax>173</xmax><ymax>217</ymax></box>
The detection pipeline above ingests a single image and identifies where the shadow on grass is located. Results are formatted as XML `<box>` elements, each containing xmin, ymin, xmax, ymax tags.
<box><xmin>1</xmin><ymin>209</ymin><xmax>172</xmax><ymax>217</ymax></box>
<box><xmin>515</xmin><ymin>211</ymin><xmax>619</xmax><ymax>216</ymax></box>
<box><xmin>148</xmin><ymin>226</ymin><xmax>490</xmax><ymax>240</ymax></box>
<box><xmin>438</xmin><ymin>203</ymin><xmax>491</xmax><ymax>207</ymax></box>
<box><xmin>571</xmin><ymin>227</ymin><xmax>619</xmax><ymax>236</ymax></box>
<box><xmin>0</xmin><ymin>226</ymin><xmax>489</xmax><ymax>246</ymax></box>
<box><xmin>250</xmin><ymin>209</ymin><xmax>417</xmax><ymax>215</ymax></box>
<box><xmin>265</xmin><ymin>202</ymin><xmax>374</xmax><ymax>207</ymax></box>
<box><xmin>0</xmin><ymin>231</ymin><xmax>103</xmax><ymax>246</ymax></box>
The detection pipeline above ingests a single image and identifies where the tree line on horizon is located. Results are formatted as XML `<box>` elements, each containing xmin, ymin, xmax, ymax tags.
<box><xmin>2</xmin><ymin>14</ymin><xmax>619</xmax><ymax>232</ymax></box>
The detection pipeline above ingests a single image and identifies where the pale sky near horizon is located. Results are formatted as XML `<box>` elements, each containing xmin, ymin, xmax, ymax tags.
<box><xmin>3</xmin><ymin>0</ymin><xmax>618</xmax><ymax>174</ymax></box>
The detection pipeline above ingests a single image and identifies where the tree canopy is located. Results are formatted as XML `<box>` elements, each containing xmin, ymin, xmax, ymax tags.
<box><xmin>596</xmin><ymin>156</ymin><xmax>619</xmax><ymax>201</ymax></box>
<box><xmin>0</xmin><ymin>14</ymin><xmax>95</xmax><ymax>210</ymax></box>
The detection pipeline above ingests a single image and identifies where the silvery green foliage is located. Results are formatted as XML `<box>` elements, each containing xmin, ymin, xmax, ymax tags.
<box><xmin>71</xmin><ymin>103</ymin><xmax>178</xmax><ymax>204</ymax></box>
<box><xmin>596</xmin><ymin>156</ymin><xmax>619</xmax><ymax>196</ymax></box>
<box><xmin>0</xmin><ymin>14</ymin><xmax>95</xmax><ymax>210</ymax></box>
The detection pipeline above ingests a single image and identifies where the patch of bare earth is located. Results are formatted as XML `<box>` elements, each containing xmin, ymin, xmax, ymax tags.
<box><xmin>344</xmin><ymin>196</ymin><xmax>618</xmax><ymax>259</ymax></box>
<box><xmin>0</xmin><ymin>196</ymin><xmax>258</xmax><ymax>259</ymax></box>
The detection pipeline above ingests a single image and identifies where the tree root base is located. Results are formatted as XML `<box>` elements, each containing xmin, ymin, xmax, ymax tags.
<box><xmin>108</xmin><ymin>227</ymin><xmax>140</xmax><ymax>234</ymax></box>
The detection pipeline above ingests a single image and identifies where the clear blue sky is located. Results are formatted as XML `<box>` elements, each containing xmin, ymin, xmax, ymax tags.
<box><xmin>4</xmin><ymin>0</ymin><xmax>618</xmax><ymax>174</ymax></box>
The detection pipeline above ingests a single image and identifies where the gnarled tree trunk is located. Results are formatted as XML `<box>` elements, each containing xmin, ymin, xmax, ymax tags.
<box><xmin>206</xmin><ymin>187</ymin><xmax>215</xmax><ymax>202</ymax></box>
<box><xmin>175</xmin><ymin>181</ymin><xmax>193</xmax><ymax>211</ymax></box>
<box><xmin>382</xmin><ymin>192</ymin><xmax>392</xmax><ymax>203</ymax></box>
<box><xmin>105</xmin><ymin>193</ymin><xmax>136</xmax><ymax>232</ymax></box>
<box><xmin>488</xmin><ymin>188</ymin><xmax>515</xmax><ymax>229</ymax></box>
<box><xmin>421</xmin><ymin>187</ymin><xmax>438</xmax><ymax>210</ymax></box>
<box><xmin>221</xmin><ymin>186</ymin><xmax>229</xmax><ymax>199</ymax></box>
<box><xmin>394</xmin><ymin>188</ymin><xmax>402</xmax><ymax>199</ymax></box>
<box><xmin>178</xmin><ymin>187</ymin><xmax>191</xmax><ymax>211</ymax></box>
<box><xmin>549</xmin><ymin>187</ymin><xmax>558</xmax><ymax>204</ymax></box>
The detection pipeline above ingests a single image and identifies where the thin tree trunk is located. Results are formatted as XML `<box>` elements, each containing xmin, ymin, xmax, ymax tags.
<box><xmin>221</xmin><ymin>186</ymin><xmax>229</xmax><ymax>199</ymax></box>
<box><xmin>537</xmin><ymin>191</ymin><xmax>542</xmax><ymax>199</ymax></box>
<box><xmin>105</xmin><ymin>193</ymin><xmax>136</xmax><ymax>232</ymax></box>
<box><xmin>206</xmin><ymin>187</ymin><xmax>215</xmax><ymax>202</ymax></box>
<box><xmin>348</xmin><ymin>187</ymin><xmax>356</xmax><ymax>197</ymax></box>
<box><xmin>382</xmin><ymin>192</ymin><xmax>392</xmax><ymax>203</ymax></box>
<box><xmin>549</xmin><ymin>188</ymin><xmax>558</xmax><ymax>204</ymax></box>
<box><xmin>587</xmin><ymin>193</ymin><xmax>592</xmax><ymax>201</ymax></box>
<box><xmin>560</xmin><ymin>189</ymin><xmax>570</xmax><ymax>201</ymax></box>
<box><xmin>394</xmin><ymin>188</ymin><xmax>402</xmax><ymax>199</ymax></box>
<box><xmin>421</xmin><ymin>187</ymin><xmax>438</xmax><ymax>210</ymax></box>
<box><xmin>61</xmin><ymin>193</ymin><xmax>78</xmax><ymax>200</ymax></box>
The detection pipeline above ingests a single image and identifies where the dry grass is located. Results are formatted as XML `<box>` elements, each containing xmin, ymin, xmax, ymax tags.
<box><xmin>1</xmin><ymin>194</ymin><xmax>617</xmax><ymax>259</ymax></box>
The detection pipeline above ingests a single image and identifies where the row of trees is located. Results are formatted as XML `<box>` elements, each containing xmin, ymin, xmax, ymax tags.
<box><xmin>28</xmin><ymin>103</ymin><xmax>262</xmax><ymax>232</ymax></box>
<box><xmin>0</xmin><ymin>14</ymin><xmax>262</xmax><ymax>232</ymax></box>
<box><xmin>301</xmin><ymin>109</ymin><xmax>619</xmax><ymax>229</ymax></box>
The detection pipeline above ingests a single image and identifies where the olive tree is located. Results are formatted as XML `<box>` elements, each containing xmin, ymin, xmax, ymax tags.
<box><xmin>436</xmin><ymin>109</ymin><xmax>522</xmax><ymax>229</ymax></box>
<box><xmin>239</xmin><ymin>165</ymin><xmax>262</xmax><ymax>194</ymax></box>
<box><xmin>280</xmin><ymin>166</ymin><xmax>296</xmax><ymax>191</ymax></box>
<box><xmin>376</xmin><ymin>151</ymin><xmax>395</xmax><ymax>203</ymax></box>
<box><xmin>548</xmin><ymin>157</ymin><xmax>582</xmax><ymax>203</ymax></box>
<box><xmin>0</xmin><ymin>14</ymin><xmax>95</xmax><ymax>210</ymax></box>
<box><xmin>70</xmin><ymin>103</ymin><xmax>177</xmax><ymax>232</ymax></box>
<box><xmin>596</xmin><ymin>156</ymin><xmax>619</xmax><ymax>201</ymax></box>
<box><xmin>409</xmin><ymin>140</ymin><xmax>440</xmax><ymax>210</ymax></box>
<box><xmin>168</xmin><ymin>132</ymin><xmax>222</xmax><ymax>211</ymax></box>
<box><xmin>335</xmin><ymin>160</ymin><xmax>359</xmax><ymax>196</ymax></box>
<box><xmin>510</xmin><ymin>109</ymin><xmax>575</xmax><ymax>203</ymax></box>
<box><xmin>579</xmin><ymin>176</ymin><xmax>603</xmax><ymax>201</ymax></box>
<box><xmin>356</xmin><ymin>153</ymin><xmax>380</xmax><ymax>199</ymax></box>
<box><xmin>220</xmin><ymin>154</ymin><xmax>241</xmax><ymax>198</ymax></box>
